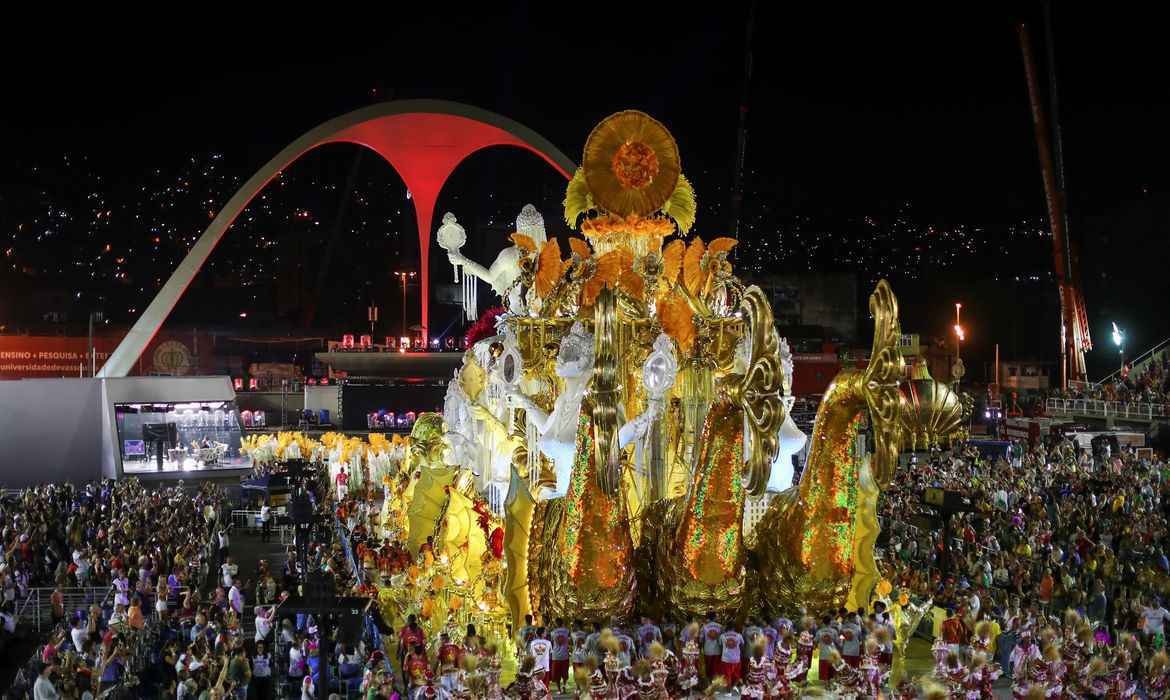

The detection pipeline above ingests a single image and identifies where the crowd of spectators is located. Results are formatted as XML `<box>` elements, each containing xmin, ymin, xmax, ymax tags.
<box><xmin>880</xmin><ymin>435</ymin><xmax>1170</xmax><ymax>695</ymax></box>
<box><xmin>0</xmin><ymin>479</ymin><xmax>235</xmax><ymax>699</ymax></box>
<box><xmin>1057</xmin><ymin>351</ymin><xmax>1170</xmax><ymax>405</ymax></box>
<box><xmin>15</xmin><ymin>425</ymin><xmax>1170</xmax><ymax>699</ymax></box>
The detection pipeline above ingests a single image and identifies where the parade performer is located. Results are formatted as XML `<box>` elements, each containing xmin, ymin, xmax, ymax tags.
<box><xmin>964</xmin><ymin>652</ymin><xmax>1002</xmax><ymax>700</ymax></box>
<box><xmin>794</xmin><ymin>618</ymin><xmax>815</xmax><ymax>684</ymax></box>
<box><xmin>437</xmin><ymin>632</ymin><xmax>463</xmax><ymax>693</ymax></box>
<box><xmin>586</xmin><ymin>656</ymin><xmax>609</xmax><ymax>700</ymax></box>
<box><xmin>1148</xmin><ymin>651</ymin><xmax>1170</xmax><ymax>700</ymax></box>
<box><xmin>648</xmin><ymin>642</ymin><xmax>675</xmax><ymax>699</ymax></box>
<box><xmin>937</xmin><ymin>650</ymin><xmax>967</xmax><ymax>698</ymax></box>
<box><xmin>678</xmin><ymin>633</ymin><xmax>701</xmax><ymax>696</ymax></box>
<box><xmin>828</xmin><ymin>649</ymin><xmax>861</xmax><ymax>700</ymax></box>
<box><xmin>1043</xmin><ymin>644</ymin><xmax>1065</xmax><ymax>700</ymax></box>
<box><xmin>858</xmin><ymin>638</ymin><xmax>887</xmax><ymax>699</ymax></box>
<box><xmin>741</xmin><ymin>639</ymin><xmax>772</xmax><ymax>700</ymax></box>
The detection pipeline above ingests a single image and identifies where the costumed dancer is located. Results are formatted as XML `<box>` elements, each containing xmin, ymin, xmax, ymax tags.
<box><xmin>438</xmin><ymin>632</ymin><xmax>463</xmax><ymax>694</ymax></box>
<box><xmin>827</xmin><ymin>649</ymin><xmax>861</xmax><ymax>700</ymax></box>
<box><xmin>741</xmin><ymin>639</ymin><xmax>772</xmax><ymax>700</ymax></box>
<box><xmin>1148</xmin><ymin>651</ymin><xmax>1170</xmax><ymax>700</ymax></box>
<box><xmin>937</xmin><ymin>650</ymin><xmax>967</xmax><ymax>698</ymax></box>
<box><xmin>648</xmin><ymin>641</ymin><xmax>676</xmax><ymax>699</ymax></box>
<box><xmin>484</xmin><ymin>642</ymin><xmax>503</xmax><ymax>700</ymax></box>
<box><xmin>768</xmin><ymin>650</ymin><xmax>805</xmax><ymax>700</ymax></box>
<box><xmin>1098</xmin><ymin>634</ymin><xmax>1138</xmax><ymax>700</ymax></box>
<box><xmin>971</xmin><ymin>620</ymin><xmax>995</xmax><ymax>659</ymax></box>
<box><xmin>586</xmin><ymin>656</ymin><xmax>609</xmax><ymax>700</ymax></box>
<box><xmin>513</xmin><ymin>655</ymin><xmax>536</xmax><ymax>700</ymax></box>
<box><xmin>932</xmin><ymin>635</ymin><xmax>952</xmax><ymax>670</ymax></box>
<box><xmin>532</xmin><ymin>667</ymin><xmax>553</xmax><ymax>700</ymax></box>
<box><xmin>794</xmin><ymin>617</ymin><xmax>815</xmax><ymax>685</ymax></box>
<box><xmin>859</xmin><ymin>638</ymin><xmax>888</xmax><ymax>700</ymax></box>
<box><xmin>632</xmin><ymin>660</ymin><xmax>659</xmax><ymax>700</ymax></box>
<box><xmin>964</xmin><ymin>652</ymin><xmax>1002</xmax><ymax>700</ymax></box>
<box><xmin>894</xmin><ymin>677</ymin><xmax>919</xmax><ymax>700</ymax></box>
<box><xmin>1080</xmin><ymin>657</ymin><xmax>1111</xmax><ymax>699</ymax></box>
<box><xmin>414</xmin><ymin>670</ymin><xmax>451</xmax><ymax>700</ymax></box>
<box><xmin>678</xmin><ymin>632</ymin><xmax>701</xmax><ymax>697</ymax></box>
<box><xmin>1011</xmin><ymin>630</ymin><xmax>1042</xmax><ymax>683</ymax></box>
<box><xmin>573</xmin><ymin>666</ymin><xmax>594</xmax><ymax>700</ymax></box>
<box><xmin>1043</xmin><ymin>644</ymin><xmax>1065</xmax><ymax>700</ymax></box>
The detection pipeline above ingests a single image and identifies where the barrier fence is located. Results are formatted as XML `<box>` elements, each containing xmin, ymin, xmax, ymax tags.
<box><xmin>1046</xmin><ymin>397</ymin><xmax>1169</xmax><ymax>421</ymax></box>
<box><xmin>230</xmin><ymin>508</ymin><xmax>295</xmax><ymax>544</ymax></box>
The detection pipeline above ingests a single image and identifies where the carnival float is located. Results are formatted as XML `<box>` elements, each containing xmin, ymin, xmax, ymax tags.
<box><xmin>430</xmin><ymin>109</ymin><xmax>969</xmax><ymax>629</ymax></box>
<box><xmin>281</xmin><ymin>111</ymin><xmax>968</xmax><ymax>663</ymax></box>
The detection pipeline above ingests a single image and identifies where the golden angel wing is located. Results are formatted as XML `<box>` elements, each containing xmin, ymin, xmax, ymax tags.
<box><xmin>661</xmin><ymin>239</ymin><xmax>685</xmax><ymax>288</ymax></box>
<box><xmin>563</xmin><ymin>168</ymin><xmax>594</xmax><ymax>227</ymax></box>
<box><xmin>511</xmin><ymin>233</ymin><xmax>537</xmax><ymax>252</ymax></box>
<box><xmin>568</xmin><ymin>237</ymin><xmax>592</xmax><ymax>259</ymax></box>
<box><xmin>535</xmin><ymin>239</ymin><xmax>564</xmax><ymax>298</ymax></box>
<box><xmin>707</xmin><ymin>237</ymin><xmax>738</xmax><ymax>255</ymax></box>
<box><xmin>657</xmin><ymin>291</ymin><xmax>695</xmax><ymax>354</ymax></box>
<box><xmin>682</xmin><ymin>237</ymin><xmax>706</xmax><ymax>295</ymax></box>
<box><xmin>618</xmin><ymin>269</ymin><xmax>645</xmax><ymax>301</ymax></box>
<box><xmin>660</xmin><ymin>174</ymin><xmax>697</xmax><ymax>234</ymax></box>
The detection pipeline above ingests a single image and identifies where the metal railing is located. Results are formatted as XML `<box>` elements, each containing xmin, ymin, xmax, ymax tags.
<box><xmin>231</xmin><ymin>508</ymin><xmax>295</xmax><ymax>544</ymax></box>
<box><xmin>1046</xmin><ymin>397</ymin><xmax>1169</xmax><ymax>421</ymax></box>
<box><xmin>14</xmin><ymin>586</ymin><xmax>115</xmax><ymax>633</ymax></box>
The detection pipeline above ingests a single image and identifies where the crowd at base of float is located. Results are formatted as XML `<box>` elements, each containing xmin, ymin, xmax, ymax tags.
<box><xmin>302</xmin><ymin>424</ymin><xmax>1170</xmax><ymax>700</ymax></box>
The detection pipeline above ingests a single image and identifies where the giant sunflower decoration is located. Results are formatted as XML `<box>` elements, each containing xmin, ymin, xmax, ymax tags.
<box><xmin>565</xmin><ymin>111</ymin><xmax>698</xmax><ymax>238</ymax></box>
<box><xmin>583</xmin><ymin>110</ymin><xmax>681</xmax><ymax>217</ymax></box>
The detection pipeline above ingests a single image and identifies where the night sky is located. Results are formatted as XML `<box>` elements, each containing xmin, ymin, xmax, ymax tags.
<box><xmin>2</xmin><ymin>5</ymin><xmax>1168</xmax><ymax>380</ymax></box>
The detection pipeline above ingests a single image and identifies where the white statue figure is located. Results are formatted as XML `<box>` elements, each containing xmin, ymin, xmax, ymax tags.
<box><xmin>509</xmin><ymin>322</ymin><xmax>658</xmax><ymax>501</ymax></box>
<box><xmin>445</xmin><ymin>204</ymin><xmax>547</xmax><ymax>300</ymax></box>
<box><xmin>767</xmin><ymin>337</ymin><xmax>807</xmax><ymax>493</ymax></box>
<box><xmin>442</xmin><ymin>370</ymin><xmax>480</xmax><ymax>474</ymax></box>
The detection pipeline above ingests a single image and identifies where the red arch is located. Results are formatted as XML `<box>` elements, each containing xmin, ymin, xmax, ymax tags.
<box><xmin>328</xmin><ymin>112</ymin><xmax>573</xmax><ymax>343</ymax></box>
<box><xmin>100</xmin><ymin>100</ymin><xmax>576</xmax><ymax>377</ymax></box>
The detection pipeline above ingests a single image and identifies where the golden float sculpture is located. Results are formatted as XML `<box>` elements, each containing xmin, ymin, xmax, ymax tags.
<box><xmin>421</xmin><ymin>110</ymin><xmax>968</xmax><ymax>628</ymax></box>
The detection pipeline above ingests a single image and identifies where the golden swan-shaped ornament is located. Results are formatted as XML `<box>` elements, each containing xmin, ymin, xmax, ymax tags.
<box><xmin>747</xmin><ymin>280</ymin><xmax>905</xmax><ymax>615</ymax></box>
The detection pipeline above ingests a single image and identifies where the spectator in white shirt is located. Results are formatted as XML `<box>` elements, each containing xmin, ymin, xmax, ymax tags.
<box><xmin>228</xmin><ymin>580</ymin><xmax>244</xmax><ymax>615</ymax></box>
<box><xmin>221</xmin><ymin>557</ymin><xmax>238</xmax><ymax>588</ymax></box>
<box><xmin>33</xmin><ymin>662</ymin><xmax>59</xmax><ymax>700</ymax></box>
<box><xmin>71</xmin><ymin>617</ymin><xmax>87</xmax><ymax>653</ymax></box>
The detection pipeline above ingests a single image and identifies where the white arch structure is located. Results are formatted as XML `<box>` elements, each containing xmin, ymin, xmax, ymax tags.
<box><xmin>99</xmin><ymin>99</ymin><xmax>576</xmax><ymax>377</ymax></box>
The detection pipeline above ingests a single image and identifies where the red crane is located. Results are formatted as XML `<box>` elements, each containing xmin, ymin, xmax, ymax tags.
<box><xmin>1017</xmin><ymin>16</ymin><xmax>1092</xmax><ymax>389</ymax></box>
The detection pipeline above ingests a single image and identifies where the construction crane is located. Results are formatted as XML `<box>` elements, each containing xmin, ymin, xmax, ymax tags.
<box><xmin>1017</xmin><ymin>7</ymin><xmax>1092</xmax><ymax>389</ymax></box>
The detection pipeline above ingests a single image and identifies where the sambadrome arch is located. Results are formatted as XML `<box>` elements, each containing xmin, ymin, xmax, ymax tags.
<box><xmin>98</xmin><ymin>100</ymin><xmax>576</xmax><ymax>378</ymax></box>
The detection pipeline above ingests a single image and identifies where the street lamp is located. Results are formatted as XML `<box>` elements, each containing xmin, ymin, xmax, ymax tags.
<box><xmin>1112</xmin><ymin>322</ymin><xmax>1125</xmax><ymax>373</ymax></box>
<box><xmin>952</xmin><ymin>303</ymin><xmax>965</xmax><ymax>387</ymax></box>
<box><xmin>394</xmin><ymin>271</ymin><xmax>416</xmax><ymax>345</ymax></box>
